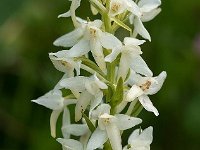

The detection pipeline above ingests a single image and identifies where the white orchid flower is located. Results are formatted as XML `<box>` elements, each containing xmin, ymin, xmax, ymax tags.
<box><xmin>60</xmin><ymin>74</ymin><xmax>108</xmax><ymax>122</ymax></box>
<box><xmin>87</xmin><ymin>104</ymin><xmax>142</xmax><ymax>150</ymax></box>
<box><xmin>49</xmin><ymin>50</ymin><xmax>82</xmax><ymax>77</ymax></box>
<box><xmin>109</xmin><ymin>0</ymin><xmax>141</xmax><ymax>17</ymax></box>
<box><xmin>54</xmin><ymin>19</ymin><xmax>122</xmax><ymax>73</ymax></box>
<box><xmin>123</xmin><ymin>126</ymin><xmax>153</xmax><ymax>150</ymax></box>
<box><xmin>126</xmin><ymin>70</ymin><xmax>167</xmax><ymax>116</ymax></box>
<box><xmin>105</xmin><ymin>37</ymin><xmax>152</xmax><ymax>80</ymax></box>
<box><xmin>31</xmin><ymin>89</ymin><xmax>77</xmax><ymax>138</ymax></box>
<box><xmin>129</xmin><ymin>0</ymin><xmax>161</xmax><ymax>41</ymax></box>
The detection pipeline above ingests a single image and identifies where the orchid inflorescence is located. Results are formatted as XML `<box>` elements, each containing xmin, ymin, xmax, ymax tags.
<box><xmin>32</xmin><ymin>0</ymin><xmax>167</xmax><ymax>150</ymax></box>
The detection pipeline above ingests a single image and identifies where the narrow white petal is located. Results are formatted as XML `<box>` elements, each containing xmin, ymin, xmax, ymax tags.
<box><xmin>133</xmin><ymin>17</ymin><xmax>151</xmax><ymax>41</ymax></box>
<box><xmin>124</xmin><ymin>37</ymin><xmax>145</xmax><ymax>46</ymax></box>
<box><xmin>100</xmin><ymin>32</ymin><xmax>122</xmax><ymax>49</ymax></box>
<box><xmin>141</xmin><ymin>8</ymin><xmax>161</xmax><ymax>22</ymax></box>
<box><xmin>90</xmin><ymin>39</ymin><xmax>106</xmax><ymax>73</ymax></box>
<box><xmin>75</xmin><ymin>91</ymin><xmax>93</xmax><ymax>122</ymax></box>
<box><xmin>115</xmin><ymin>114</ymin><xmax>142</xmax><ymax>130</ymax></box>
<box><xmin>145</xmin><ymin>71</ymin><xmax>167</xmax><ymax>95</ymax></box>
<box><xmin>138</xmin><ymin>95</ymin><xmax>159</xmax><ymax>116</ymax></box>
<box><xmin>93</xmin><ymin>74</ymin><xmax>108</xmax><ymax>89</ymax></box>
<box><xmin>89</xmin><ymin>91</ymin><xmax>103</xmax><ymax>117</ymax></box>
<box><xmin>105</xmin><ymin>47</ymin><xmax>122</xmax><ymax>62</ymax></box>
<box><xmin>60</xmin><ymin>76</ymin><xmax>88</xmax><ymax>92</ymax></box>
<box><xmin>62</xmin><ymin>107</ymin><xmax>71</xmax><ymax>139</ymax></box>
<box><xmin>87</xmin><ymin>128</ymin><xmax>108</xmax><ymax>150</ymax></box>
<box><xmin>126</xmin><ymin>0</ymin><xmax>142</xmax><ymax>17</ymax></box>
<box><xmin>53</xmin><ymin>28</ymin><xmax>83</xmax><ymax>47</ymax></box>
<box><xmin>62</xmin><ymin>124</ymin><xmax>88</xmax><ymax>136</ymax></box>
<box><xmin>117</xmin><ymin>54</ymin><xmax>130</xmax><ymax>80</ymax></box>
<box><xmin>106</xmin><ymin>123</ymin><xmax>122</xmax><ymax>150</ymax></box>
<box><xmin>57</xmin><ymin>138</ymin><xmax>83</xmax><ymax>150</ymax></box>
<box><xmin>66</xmin><ymin>39</ymin><xmax>90</xmax><ymax>57</ymax></box>
<box><xmin>50</xmin><ymin>109</ymin><xmax>62</xmax><ymax>138</ymax></box>
<box><xmin>126</xmin><ymin>85</ymin><xmax>144</xmax><ymax>102</ymax></box>
<box><xmin>31</xmin><ymin>90</ymin><xmax>64</xmax><ymax>110</ymax></box>
<box><xmin>58</xmin><ymin>11</ymin><xmax>71</xmax><ymax>18</ymax></box>
<box><xmin>138</xmin><ymin>0</ymin><xmax>161</xmax><ymax>13</ymax></box>
<box><xmin>130</xmin><ymin>55</ymin><xmax>153</xmax><ymax>77</ymax></box>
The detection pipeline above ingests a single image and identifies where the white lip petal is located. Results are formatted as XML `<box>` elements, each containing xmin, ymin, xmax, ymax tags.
<box><xmin>126</xmin><ymin>85</ymin><xmax>144</xmax><ymax>102</ymax></box>
<box><xmin>128</xmin><ymin>128</ymin><xmax>140</xmax><ymax>143</ymax></box>
<box><xmin>138</xmin><ymin>95</ymin><xmax>159</xmax><ymax>116</ymax></box>
<box><xmin>57</xmin><ymin>138</ymin><xmax>83</xmax><ymax>150</ymax></box>
<box><xmin>53</xmin><ymin>28</ymin><xmax>83</xmax><ymax>47</ymax></box>
<box><xmin>106</xmin><ymin>123</ymin><xmax>122</xmax><ymax>150</ymax></box>
<box><xmin>62</xmin><ymin>107</ymin><xmax>71</xmax><ymax>139</ymax></box>
<box><xmin>87</xmin><ymin>127</ymin><xmax>108</xmax><ymax>150</ymax></box>
<box><xmin>118</xmin><ymin>54</ymin><xmax>131</xmax><ymax>80</ymax></box>
<box><xmin>50</xmin><ymin>109</ymin><xmax>63</xmax><ymax>138</ymax></box>
<box><xmin>133</xmin><ymin>16</ymin><xmax>151</xmax><ymax>41</ymax></box>
<box><xmin>115</xmin><ymin>114</ymin><xmax>142</xmax><ymax>130</ymax></box>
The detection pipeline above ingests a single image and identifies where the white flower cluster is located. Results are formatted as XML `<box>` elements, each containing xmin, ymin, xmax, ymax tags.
<box><xmin>32</xmin><ymin>0</ymin><xmax>166</xmax><ymax>150</ymax></box>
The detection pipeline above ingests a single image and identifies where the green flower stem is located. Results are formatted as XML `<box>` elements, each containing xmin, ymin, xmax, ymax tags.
<box><xmin>89</xmin><ymin>0</ymin><xmax>107</xmax><ymax>15</ymax></box>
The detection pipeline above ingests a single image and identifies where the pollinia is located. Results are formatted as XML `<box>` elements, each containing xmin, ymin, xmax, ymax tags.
<box><xmin>32</xmin><ymin>0</ymin><xmax>167</xmax><ymax>150</ymax></box>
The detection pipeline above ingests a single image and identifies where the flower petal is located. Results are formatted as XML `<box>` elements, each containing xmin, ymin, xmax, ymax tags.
<box><xmin>90</xmin><ymin>39</ymin><xmax>106</xmax><ymax>73</ymax></box>
<box><xmin>118</xmin><ymin>54</ymin><xmax>131</xmax><ymax>80</ymax></box>
<box><xmin>141</xmin><ymin>8</ymin><xmax>161</xmax><ymax>22</ymax></box>
<box><xmin>89</xmin><ymin>91</ymin><xmax>103</xmax><ymax>117</ymax></box>
<box><xmin>66</xmin><ymin>39</ymin><xmax>91</xmax><ymax>57</ymax></box>
<box><xmin>124</xmin><ymin>37</ymin><xmax>145</xmax><ymax>46</ymax></box>
<box><xmin>145</xmin><ymin>71</ymin><xmax>167</xmax><ymax>95</ymax></box>
<box><xmin>62</xmin><ymin>124</ymin><xmax>88</xmax><ymax>136</ymax></box>
<box><xmin>138</xmin><ymin>95</ymin><xmax>159</xmax><ymax>116</ymax></box>
<box><xmin>50</xmin><ymin>109</ymin><xmax>63</xmax><ymax>138</ymax></box>
<box><xmin>87</xmin><ymin>128</ymin><xmax>108</xmax><ymax>150</ymax></box>
<box><xmin>115</xmin><ymin>114</ymin><xmax>142</xmax><ymax>130</ymax></box>
<box><xmin>53</xmin><ymin>28</ymin><xmax>84</xmax><ymax>47</ymax></box>
<box><xmin>62</xmin><ymin>107</ymin><xmax>71</xmax><ymax>139</ymax></box>
<box><xmin>106</xmin><ymin>123</ymin><xmax>122</xmax><ymax>150</ymax></box>
<box><xmin>31</xmin><ymin>90</ymin><xmax>64</xmax><ymax>110</ymax></box>
<box><xmin>105</xmin><ymin>47</ymin><xmax>122</xmax><ymax>62</ymax></box>
<box><xmin>130</xmin><ymin>55</ymin><xmax>153</xmax><ymax>77</ymax></box>
<box><xmin>60</xmin><ymin>76</ymin><xmax>88</xmax><ymax>92</ymax></box>
<box><xmin>91</xmin><ymin>104</ymin><xmax>111</xmax><ymax>120</ymax></box>
<box><xmin>57</xmin><ymin>138</ymin><xmax>83</xmax><ymax>150</ymax></box>
<box><xmin>100</xmin><ymin>32</ymin><xmax>122</xmax><ymax>49</ymax></box>
<box><xmin>133</xmin><ymin>16</ymin><xmax>151</xmax><ymax>41</ymax></box>
<box><xmin>126</xmin><ymin>85</ymin><xmax>144</xmax><ymax>102</ymax></box>
<box><xmin>138</xmin><ymin>0</ymin><xmax>161</xmax><ymax>13</ymax></box>
<box><xmin>75</xmin><ymin>91</ymin><xmax>93</xmax><ymax>122</ymax></box>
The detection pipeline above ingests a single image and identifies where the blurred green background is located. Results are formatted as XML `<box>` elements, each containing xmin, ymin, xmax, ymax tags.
<box><xmin>0</xmin><ymin>0</ymin><xmax>200</xmax><ymax>149</ymax></box>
